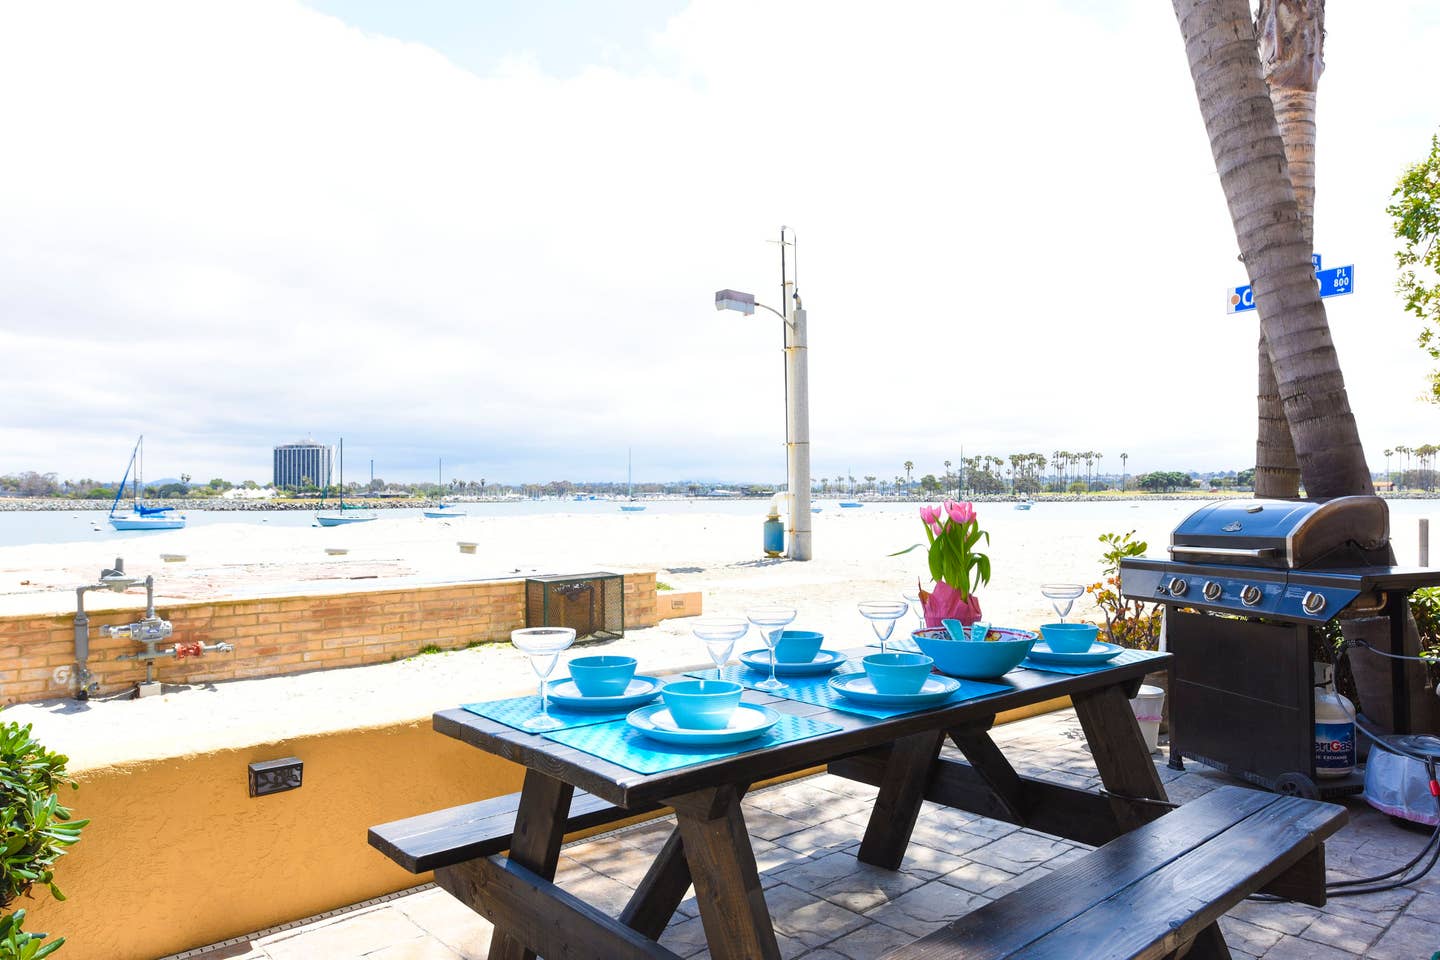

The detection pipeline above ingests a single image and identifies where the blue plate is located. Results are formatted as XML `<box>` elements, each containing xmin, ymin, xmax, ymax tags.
<box><xmin>545</xmin><ymin>676</ymin><xmax>663</xmax><ymax>711</ymax></box>
<box><xmin>828</xmin><ymin>673</ymin><xmax>961</xmax><ymax>706</ymax></box>
<box><xmin>626</xmin><ymin>703</ymin><xmax>781</xmax><ymax>745</ymax></box>
<box><xmin>1026</xmin><ymin>641</ymin><xmax>1124</xmax><ymax>665</ymax></box>
<box><xmin>739</xmin><ymin>648</ymin><xmax>848</xmax><ymax>676</ymax></box>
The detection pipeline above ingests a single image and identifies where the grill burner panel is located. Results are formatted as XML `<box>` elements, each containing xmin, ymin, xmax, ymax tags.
<box><xmin>1123</xmin><ymin>559</ymin><xmax>1364</xmax><ymax>624</ymax></box>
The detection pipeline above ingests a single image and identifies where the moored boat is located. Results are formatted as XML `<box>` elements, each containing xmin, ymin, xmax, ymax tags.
<box><xmin>108</xmin><ymin>436</ymin><xmax>186</xmax><ymax>531</ymax></box>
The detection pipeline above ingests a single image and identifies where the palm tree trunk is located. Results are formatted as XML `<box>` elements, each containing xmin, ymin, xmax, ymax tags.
<box><xmin>1253</xmin><ymin>1</ymin><xmax>1323</xmax><ymax>500</ymax></box>
<box><xmin>1173</xmin><ymin>0</ymin><xmax>1370</xmax><ymax>499</ymax></box>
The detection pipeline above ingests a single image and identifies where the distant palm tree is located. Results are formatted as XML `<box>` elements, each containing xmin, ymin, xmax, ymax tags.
<box><xmin>1384</xmin><ymin>449</ymin><xmax>1393</xmax><ymax>489</ymax></box>
<box><xmin>1120</xmin><ymin>452</ymin><xmax>1129</xmax><ymax>491</ymax></box>
<box><xmin>903</xmin><ymin>461</ymin><xmax>914</xmax><ymax>489</ymax></box>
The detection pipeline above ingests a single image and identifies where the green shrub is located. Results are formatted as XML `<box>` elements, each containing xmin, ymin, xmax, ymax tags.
<box><xmin>0</xmin><ymin>719</ymin><xmax>87</xmax><ymax>958</ymax></box>
<box><xmin>0</xmin><ymin>909</ymin><xmax>63</xmax><ymax>959</ymax></box>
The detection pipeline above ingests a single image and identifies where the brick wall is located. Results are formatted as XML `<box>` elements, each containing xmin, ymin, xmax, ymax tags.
<box><xmin>0</xmin><ymin>572</ymin><xmax>657</xmax><ymax>704</ymax></box>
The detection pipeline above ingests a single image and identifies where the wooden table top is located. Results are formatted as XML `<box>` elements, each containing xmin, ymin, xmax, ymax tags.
<box><xmin>434</xmin><ymin>648</ymin><xmax>1169</xmax><ymax>808</ymax></box>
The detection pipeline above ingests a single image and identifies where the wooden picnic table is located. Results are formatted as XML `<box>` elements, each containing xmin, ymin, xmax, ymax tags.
<box><xmin>417</xmin><ymin>648</ymin><xmax>1171</xmax><ymax>960</ymax></box>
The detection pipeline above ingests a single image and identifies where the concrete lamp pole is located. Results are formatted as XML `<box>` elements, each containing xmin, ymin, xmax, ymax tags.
<box><xmin>715</xmin><ymin>227</ymin><xmax>812</xmax><ymax>560</ymax></box>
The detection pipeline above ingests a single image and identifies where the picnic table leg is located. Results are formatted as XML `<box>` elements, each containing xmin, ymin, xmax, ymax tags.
<box><xmin>487</xmin><ymin>769</ymin><xmax>575</xmax><ymax>960</ymax></box>
<box><xmin>621</xmin><ymin>784</ymin><xmax>750</xmax><ymax>939</ymax></box>
<box><xmin>947</xmin><ymin>719</ymin><xmax>1027</xmax><ymax>824</ymax></box>
<box><xmin>1175</xmin><ymin>921</ymin><xmax>1231</xmax><ymax>959</ymax></box>
<box><xmin>857</xmin><ymin>728</ymin><xmax>947</xmax><ymax>869</ymax></box>
<box><xmin>619</xmin><ymin>826</ymin><xmax>692</xmax><ymax>939</ymax></box>
<box><xmin>1071</xmin><ymin>683</ymin><xmax>1169</xmax><ymax>833</ymax></box>
<box><xmin>668</xmin><ymin>784</ymin><xmax>781</xmax><ymax>960</ymax></box>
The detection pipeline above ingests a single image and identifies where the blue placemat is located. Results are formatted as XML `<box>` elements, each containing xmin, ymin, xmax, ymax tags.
<box><xmin>686</xmin><ymin>665</ymin><xmax>1012</xmax><ymax>720</ymax></box>
<box><xmin>462</xmin><ymin>694</ymin><xmax>638</xmax><ymax>732</ymax></box>
<box><xmin>544</xmin><ymin>712</ymin><xmax>842</xmax><ymax>775</ymax></box>
<box><xmin>1019</xmin><ymin>647</ymin><xmax>1167</xmax><ymax>675</ymax></box>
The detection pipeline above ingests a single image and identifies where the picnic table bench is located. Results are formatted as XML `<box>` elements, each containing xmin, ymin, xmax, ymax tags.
<box><xmin>368</xmin><ymin>648</ymin><xmax>1349</xmax><ymax>959</ymax></box>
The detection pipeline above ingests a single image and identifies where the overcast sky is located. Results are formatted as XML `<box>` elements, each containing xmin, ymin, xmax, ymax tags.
<box><xmin>2</xmin><ymin>1</ymin><xmax>1437</xmax><ymax>485</ymax></box>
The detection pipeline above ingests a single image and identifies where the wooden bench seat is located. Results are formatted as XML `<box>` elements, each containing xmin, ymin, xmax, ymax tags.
<box><xmin>368</xmin><ymin>789</ymin><xmax>660</xmax><ymax>874</ymax></box>
<box><xmin>880</xmin><ymin>785</ymin><xmax>1347</xmax><ymax>960</ymax></box>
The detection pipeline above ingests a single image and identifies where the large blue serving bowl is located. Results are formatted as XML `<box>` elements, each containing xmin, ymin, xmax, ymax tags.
<box><xmin>1039</xmin><ymin>622</ymin><xmax>1099</xmax><ymax>653</ymax></box>
<box><xmin>661</xmin><ymin>679</ymin><xmax>743</xmax><ymax>729</ymax></box>
<box><xmin>567</xmin><ymin>655</ymin><xmax>639</xmax><ymax>697</ymax></box>
<box><xmin>773</xmin><ymin>630</ymin><xmax>824</xmax><ymax>663</ymax></box>
<box><xmin>912</xmin><ymin>626</ymin><xmax>1038</xmax><ymax>680</ymax></box>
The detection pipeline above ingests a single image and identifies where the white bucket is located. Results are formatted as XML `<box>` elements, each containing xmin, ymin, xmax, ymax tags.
<box><xmin>1130</xmin><ymin>684</ymin><xmax>1165</xmax><ymax>753</ymax></box>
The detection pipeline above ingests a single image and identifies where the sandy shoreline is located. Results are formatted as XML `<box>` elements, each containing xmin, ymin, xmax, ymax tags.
<box><xmin>0</xmin><ymin>500</ymin><xmax>1212</xmax><ymax>625</ymax></box>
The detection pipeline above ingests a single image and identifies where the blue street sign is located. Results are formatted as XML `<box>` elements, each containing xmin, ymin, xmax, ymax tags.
<box><xmin>1226</xmin><ymin>255</ymin><xmax>1352</xmax><ymax>314</ymax></box>
<box><xmin>1317</xmin><ymin>264</ymin><xmax>1354</xmax><ymax>298</ymax></box>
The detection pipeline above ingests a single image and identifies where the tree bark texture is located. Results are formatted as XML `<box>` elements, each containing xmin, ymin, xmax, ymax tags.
<box><xmin>1173</xmin><ymin>0</ymin><xmax>1370</xmax><ymax>499</ymax></box>
<box><xmin>1253</xmin><ymin>0</ymin><xmax>1324</xmax><ymax>500</ymax></box>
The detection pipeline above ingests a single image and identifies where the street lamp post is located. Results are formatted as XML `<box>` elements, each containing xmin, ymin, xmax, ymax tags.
<box><xmin>715</xmin><ymin>227</ymin><xmax>811</xmax><ymax>560</ymax></box>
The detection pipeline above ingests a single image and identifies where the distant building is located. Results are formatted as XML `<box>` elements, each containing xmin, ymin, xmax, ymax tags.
<box><xmin>273</xmin><ymin>440</ymin><xmax>332</xmax><ymax>491</ymax></box>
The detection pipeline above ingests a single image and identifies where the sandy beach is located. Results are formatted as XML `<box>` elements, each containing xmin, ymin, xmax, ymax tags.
<box><xmin>4</xmin><ymin>498</ymin><xmax>1436</xmax><ymax>623</ymax></box>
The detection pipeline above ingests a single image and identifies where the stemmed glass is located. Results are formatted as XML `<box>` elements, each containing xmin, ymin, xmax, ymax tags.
<box><xmin>1040</xmin><ymin>583</ymin><xmax>1085</xmax><ymax>623</ymax></box>
<box><xmin>744</xmin><ymin>606</ymin><xmax>797</xmax><ymax>691</ymax></box>
<box><xmin>692</xmin><ymin>617</ymin><xmax>750</xmax><ymax>673</ymax></box>
<box><xmin>511</xmin><ymin>627</ymin><xmax>576</xmax><ymax>731</ymax></box>
<box><xmin>902</xmin><ymin>589</ymin><xmax>925</xmax><ymax>630</ymax></box>
<box><xmin>859</xmin><ymin>600</ymin><xmax>911</xmax><ymax>655</ymax></box>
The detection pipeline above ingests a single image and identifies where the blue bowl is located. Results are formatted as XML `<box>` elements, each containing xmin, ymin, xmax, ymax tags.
<box><xmin>773</xmin><ymin>629</ymin><xmax>824</xmax><ymax>663</ymax></box>
<box><xmin>1039</xmin><ymin>623</ymin><xmax>1099</xmax><ymax>654</ymax></box>
<box><xmin>567</xmin><ymin>655</ymin><xmax>638</xmax><ymax>697</ymax></box>
<box><xmin>660</xmin><ymin>679</ymin><xmax>744</xmax><ymax>729</ymax></box>
<box><xmin>861</xmin><ymin>652</ymin><xmax>934</xmax><ymax>695</ymax></box>
<box><xmin>912</xmin><ymin>627</ymin><xmax>1037</xmax><ymax>680</ymax></box>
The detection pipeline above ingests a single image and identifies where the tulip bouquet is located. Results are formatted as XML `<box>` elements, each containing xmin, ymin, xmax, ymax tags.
<box><xmin>894</xmin><ymin>500</ymin><xmax>991</xmax><ymax>627</ymax></box>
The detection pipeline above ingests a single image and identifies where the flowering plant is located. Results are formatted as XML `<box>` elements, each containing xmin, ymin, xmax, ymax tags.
<box><xmin>893</xmin><ymin>501</ymin><xmax>991</xmax><ymax>627</ymax></box>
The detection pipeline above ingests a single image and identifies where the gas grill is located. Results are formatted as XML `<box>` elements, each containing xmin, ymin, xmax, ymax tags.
<box><xmin>1120</xmin><ymin>496</ymin><xmax>1440</xmax><ymax>798</ymax></box>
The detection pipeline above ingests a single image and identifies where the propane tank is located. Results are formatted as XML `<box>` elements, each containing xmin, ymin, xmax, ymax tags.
<box><xmin>1314</xmin><ymin>662</ymin><xmax>1356</xmax><ymax>779</ymax></box>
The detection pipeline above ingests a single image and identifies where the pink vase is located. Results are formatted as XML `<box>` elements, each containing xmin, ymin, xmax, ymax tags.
<box><xmin>920</xmin><ymin>581</ymin><xmax>983</xmax><ymax>628</ymax></box>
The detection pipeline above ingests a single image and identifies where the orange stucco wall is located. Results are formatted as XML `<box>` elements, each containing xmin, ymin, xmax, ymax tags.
<box><xmin>23</xmin><ymin>720</ymin><xmax>525</xmax><ymax>960</ymax></box>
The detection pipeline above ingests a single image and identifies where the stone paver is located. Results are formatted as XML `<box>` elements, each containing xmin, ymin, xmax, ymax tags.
<box><xmin>179</xmin><ymin>710</ymin><xmax>1440</xmax><ymax>960</ymax></box>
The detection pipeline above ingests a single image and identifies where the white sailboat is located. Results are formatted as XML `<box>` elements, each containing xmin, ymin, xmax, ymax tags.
<box><xmin>316</xmin><ymin>438</ymin><xmax>376</xmax><ymax>526</ymax></box>
<box><xmin>619</xmin><ymin>448</ymin><xmax>646</xmax><ymax>511</ymax></box>
<box><xmin>424</xmin><ymin>458</ymin><xmax>464</xmax><ymax>518</ymax></box>
<box><xmin>108</xmin><ymin>436</ymin><xmax>186</xmax><ymax>531</ymax></box>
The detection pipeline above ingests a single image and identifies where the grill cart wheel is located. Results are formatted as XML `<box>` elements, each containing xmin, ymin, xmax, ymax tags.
<box><xmin>1274</xmin><ymin>772</ymin><xmax>1319</xmax><ymax>799</ymax></box>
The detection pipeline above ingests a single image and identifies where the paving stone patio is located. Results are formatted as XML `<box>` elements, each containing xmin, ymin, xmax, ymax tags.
<box><xmin>183</xmin><ymin>709</ymin><xmax>1440</xmax><ymax>960</ymax></box>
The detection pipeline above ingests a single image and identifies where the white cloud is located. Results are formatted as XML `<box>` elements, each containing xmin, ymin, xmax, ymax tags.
<box><xmin>1</xmin><ymin>0</ymin><xmax>1436</xmax><ymax>484</ymax></box>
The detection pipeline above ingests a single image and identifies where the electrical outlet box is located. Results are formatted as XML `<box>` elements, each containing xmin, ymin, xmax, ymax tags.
<box><xmin>248</xmin><ymin>757</ymin><xmax>302</xmax><ymax>797</ymax></box>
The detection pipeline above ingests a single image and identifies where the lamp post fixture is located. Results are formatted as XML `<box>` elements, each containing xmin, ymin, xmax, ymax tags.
<box><xmin>715</xmin><ymin>226</ymin><xmax>811</xmax><ymax>560</ymax></box>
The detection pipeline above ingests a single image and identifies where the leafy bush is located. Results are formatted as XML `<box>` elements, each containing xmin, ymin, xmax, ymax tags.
<box><xmin>0</xmin><ymin>719</ymin><xmax>87</xmax><ymax>958</ymax></box>
<box><xmin>0</xmin><ymin>910</ymin><xmax>62</xmax><ymax>959</ymax></box>
<box><xmin>1086</xmin><ymin>530</ymin><xmax>1162</xmax><ymax>650</ymax></box>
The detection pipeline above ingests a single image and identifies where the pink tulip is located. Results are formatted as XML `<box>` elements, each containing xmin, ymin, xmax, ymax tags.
<box><xmin>920</xmin><ymin>580</ymin><xmax>983</xmax><ymax>628</ymax></box>
<box><xmin>919</xmin><ymin>505</ymin><xmax>938</xmax><ymax>527</ymax></box>
<box><xmin>946</xmin><ymin>500</ymin><xmax>976</xmax><ymax>525</ymax></box>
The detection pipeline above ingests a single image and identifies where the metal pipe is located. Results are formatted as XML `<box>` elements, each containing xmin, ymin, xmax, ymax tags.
<box><xmin>1421</xmin><ymin>518</ymin><xmax>1430</xmax><ymax>566</ymax></box>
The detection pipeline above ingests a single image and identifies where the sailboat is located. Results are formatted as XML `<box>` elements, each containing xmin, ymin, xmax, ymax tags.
<box><xmin>316</xmin><ymin>438</ymin><xmax>377</xmax><ymax>526</ymax></box>
<box><xmin>108</xmin><ymin>435</ymin><xmax>186</xmax><ymax>530</ymax></box>
<box><xmin>619</xmin><ymin>448</ymin><xmax>646</xmax><ymax>511</ymax></box>
<box><xmin>423</xmin><ymin>458</ymin><xmax>464</xmax><ymax>518</ymax></box>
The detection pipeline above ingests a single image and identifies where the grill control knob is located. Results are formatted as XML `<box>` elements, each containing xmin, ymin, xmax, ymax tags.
<box><xmin>1167</xmin><ymin>577</ymin><xmax>1188</xmax><ymax>598</ymax></box>
<box><xmin>1240</xmin><ymin>584</ymin><xmax>1263</xmax><ymax>607</ymax></box>
<box><xmin>1302</xmin><ymin>591</ymin><xmax>1327</xmax><ymax>616</ymax></box>
<box><xmin>1203</xmin><ymin>581</ymin><xmax>1223</xmax><ymax>601</ymax></box>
